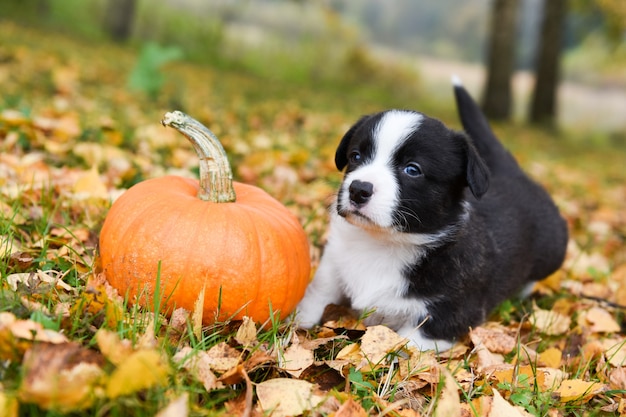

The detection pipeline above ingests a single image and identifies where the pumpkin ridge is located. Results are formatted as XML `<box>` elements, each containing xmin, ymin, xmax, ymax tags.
<box><xmin>241</xmin><ymin>198</ymin><xmax>306</xmax><ymax>314</ymax></box>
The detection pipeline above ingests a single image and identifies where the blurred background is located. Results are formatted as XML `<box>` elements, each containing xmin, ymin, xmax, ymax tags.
<box><xmin>2</xmin><ymin>0</ymin><xmax>625</xmax><ymax>134</ymax></box>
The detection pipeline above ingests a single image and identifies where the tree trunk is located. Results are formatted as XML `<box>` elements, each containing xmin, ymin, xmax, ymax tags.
<box><xmin>482</xmin><ymin>0</ymin><xmax>520</xmax><ymax>121</ymax></box>
<box><xmin>103</xmin><ymin>0</ymin><xmax>137</xmax><ymax>42</ymax></box>
<box><xmin>529</xmin><ymin>0</ymin><xmax>567</xmax><ymax>126</ymax></box>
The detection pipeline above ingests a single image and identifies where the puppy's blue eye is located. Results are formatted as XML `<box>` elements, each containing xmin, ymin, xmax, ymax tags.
<box><xmin>404</xmin><ymin>163</ymin><xmax>422</xmax><ymax>177</ymax></box>
<box><xmin>349</xmin><ymin>151</ymin><xmax>361</xmax><ymax>164</ymax></box>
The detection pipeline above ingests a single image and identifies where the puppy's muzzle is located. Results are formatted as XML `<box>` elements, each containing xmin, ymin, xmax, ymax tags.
<box><xmin>349</xmin><ymin>180</ymin><xmax>374</xmax><ymax>207</ymax></box>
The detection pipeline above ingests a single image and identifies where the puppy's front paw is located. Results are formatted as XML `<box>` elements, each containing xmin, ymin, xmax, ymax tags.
<box><xmin>397</xmin><ymin>325</ymin><xmax>454</xmax><ymax>353</ymax></box>
<box><xmin>294</xmin><ymin>296</ymin><xmax>326</xmax><ymax>329</ymax></box>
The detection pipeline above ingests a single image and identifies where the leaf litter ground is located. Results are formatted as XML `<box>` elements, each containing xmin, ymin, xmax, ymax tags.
<box><xmin>1</xmin><ymin>22</ymin><xmax>626</xmax><ymax>416</ymax></box>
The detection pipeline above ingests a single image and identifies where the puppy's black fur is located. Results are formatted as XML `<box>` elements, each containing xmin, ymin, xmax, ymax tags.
<box><xmin>335</xmin><ymin>85</ymin><xmax>568</xmax><ymax>341</ymax></box>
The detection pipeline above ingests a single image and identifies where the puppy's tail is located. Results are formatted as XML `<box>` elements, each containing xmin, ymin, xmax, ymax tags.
<box><xmin>452</xmin><ymin>76</ymin><xmax>516</xmax><ymax>171</ymax></box>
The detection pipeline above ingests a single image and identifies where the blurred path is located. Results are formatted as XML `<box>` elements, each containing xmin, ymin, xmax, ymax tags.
<box><xmin>415</xmin><ymin>56</ymin><xmax>626</xmax><ymax>132</ymax></box>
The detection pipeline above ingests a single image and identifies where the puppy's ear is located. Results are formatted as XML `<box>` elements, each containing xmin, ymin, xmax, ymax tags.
<box><xmin>335</xmin><ymin>115</ymin><xmax>370</xmax><ymax>171</ymax></box>
<box><xmin>462</xmin><ymin>134</ymin><xmax>490</xmax><ymax>199</ymax></box>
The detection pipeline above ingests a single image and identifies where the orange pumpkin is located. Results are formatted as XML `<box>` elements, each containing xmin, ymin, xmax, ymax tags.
<box><xmin>99</xmin><ymin>111</ymin><xmax>311</xmax><ymax>324</ymax></box>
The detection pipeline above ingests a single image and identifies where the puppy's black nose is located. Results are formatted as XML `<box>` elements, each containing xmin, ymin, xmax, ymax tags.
<box><xmin>349</xmin><ymin>180</ymin><xmax>374</xmax><ymax>207</ymax></box>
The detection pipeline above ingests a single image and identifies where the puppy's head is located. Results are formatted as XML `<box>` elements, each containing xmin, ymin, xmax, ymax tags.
<box><xmin>335</xmin><ymin>110</ymin><xmax>489</xmax><ymax>235</ymax></box>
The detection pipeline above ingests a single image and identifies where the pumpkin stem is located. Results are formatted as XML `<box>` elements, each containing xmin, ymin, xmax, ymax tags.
<box><xmin>162</xmin><ymin>111</ymin><xmax>236</xmax><ymax>203</ymax></box>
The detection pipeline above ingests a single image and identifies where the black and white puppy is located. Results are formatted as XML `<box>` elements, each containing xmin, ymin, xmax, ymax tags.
<box><xmin>296</xmin><ymin>80</ymin><xmax>568</xmax><ymax>351</ymax></box>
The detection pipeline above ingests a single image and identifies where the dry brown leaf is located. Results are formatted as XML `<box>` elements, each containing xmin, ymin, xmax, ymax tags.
<box><xmin>334</xmin><ymin>397</ymin><xmax>368</xmax><ymax>417</ymax></box>
<box><xmin>565</xmin><ymin>242</ymin><xmax>610</xmax><ymax>279</ymax></box>
<box><xmin>191</xmin><ymin>284</ymin><xmax>205</xmax><ymax>340</ymax></box>
<box><xmin>235</xmin><ymin>316</ymin><xmax>257</xmax><ymax>347</ymax></box>
<box><xmin>301</xmin><ymin>334</ymin><xmax>350</xmax><ymax>350</ymax></box>
<box><xmin>541</xmin><ymin>367</ymin><xmax>569</xmax><ymax>390</ymax></box>
<box><xmin>470</xmin><ymin>326</ymin><xmax>517</xmax><ymax>354</ymax></box>
<box><xmin>324</xmin><ymin>358</ymin><xmax>352</xmax><ymax>374</ymax></box>
<box><xmin>243</xmin><ymin>349</ymin><xmax>276</xmax><ymax>373</ymax></box>
<box><xmin>155</xmin><ymin>393</ymin><xmax>189</xmax><ymax>417</ymax></box>
<box><xmin>137</xmin><ymin>318</ymin><xmax>158</xmax><ymax>350</ymax></box>
<box><xmin>0</xmin><ymin>312</ymin><xmax>68</xmax><ymax>345</ymax></box>
<box><xmin>360</xmin><ymin>325</ymin><xmax>408</xmax><ymax>365</ymax></box>
<box><xmin>6</xmin><ymin>270</ymin><xmax>73</xmax><ymax>293</ymax></box>
<box><xmin>611</xmin><ymin>263</ymin><xmax>626</xmax><ymax>305</ymax></box>
<box><xmin>19</xmin><ymin>343</ymin><xmax>105</xmax><ymax>411</ymax></box>
<box><xmin>169</xmin><ymin>307</ymin><xmax>189</xmax><ymax>334</ymax></box>
<box><xmin>256</xmin><ymin>378</ymin><xmax>325</xmax><ymax>417</ymax></box>
<box><xmin>608</xmin><ymin>367</ymin><xmax>626</xmax><ymax>391</ymax></box>
<box><xmin>205</xmin><ymin>342</ymin><xmax>241</xmax><ymax>373</ymax></box>
<box><xmin>602</xmin><ymin>338</ymin><xmax>626</xmax><ymax>367</ymax></box>
<box><xmin>581</xmin><ymin>282</ymin><xmax>612</xmax><ymax>300</ymax></box>
<box><xmin>529</xmin><ymin>306</ymin><xmax>571</xmax><ymax>336</ymax></box>
<box><xmin>579</xmin><ymin>307</ymin><xmax>621</xmax><ymax>333</ymax></box>
<box><xmin>280</xmin><ymin>341</ymin><xmax>314</xmax><ymax>378</ymax></box>
<box><xmin>398</xmin><ymin>348</ymin><xmax>439</xmax><ymax>384</ymax></box>
<box><xmin>464</xmin><ymin>395</ymin><xmax>492</xmax><ymax>417</ymax></box>
<box><xmin>106</xmin><ymin>349</ymin><xmax>170</xmax><ymax>398</ymax></box>
<box><xmin>173</xmin><ymin>347</ymin><xmax>222</xmax><ymax>391</ymax></box>
<box><xmin>469</xmin><ymin>329</ymin><xmax>505</xmax><ymax>372</ymax></box>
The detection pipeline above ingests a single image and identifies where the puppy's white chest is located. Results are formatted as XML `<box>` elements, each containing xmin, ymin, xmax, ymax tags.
<box><xmin>326</xmin><ymin>217</ymin><xmax>429</xmax><ymax>322</ymax></box>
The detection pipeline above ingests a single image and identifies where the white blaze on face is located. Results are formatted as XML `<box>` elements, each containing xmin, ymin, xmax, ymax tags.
<box><xmin>340</xmin><ymin>111</ymin><xmax>424</xmax><ymax>228</ymax></box>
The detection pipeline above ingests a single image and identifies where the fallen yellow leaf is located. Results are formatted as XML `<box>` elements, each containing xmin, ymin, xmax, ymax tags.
<box><xmin>489</xmin><ymin>363</ymin><xmax>567</xmax><ymax>392</ymax></box>
<box><xmin>106</xmin><ymin>349</ymin><xmax>170</xmax><ymax>398</ymax></box>
<box><xmin>72</xmin><ymin>166</ymin><xmax>109</xmax><ymax>200</ymax></box>
<box><xmin>492</xmin><ymin>365</ymin><xmax>545</xmax><ymax>389</ymax></box>
<box><xmin>70</xmin><ymin>284</ymin><xmax>123</xmax><ymax>328</ymax></box>
<box><xmin>0</xmin><ymin>391</ymin><xmax>18</xmax><ymax>417</ymax></box>
<box><xmin>95</xmin><ymin>329</ymin><xmax>134</xmax><ymax>366</ymax></box>
<box><xmin>554</xmin><ymin>379</ymin><xmax>606</xmax><ymax>403</ymax></box>
<box><xmin>539</xmin><ymin>347</ymin><xmax>563</xmax><ymax>369</ymax></box>
<box><xmin>335</xmin><ymin>342</ymin><xmax>362</xmax><ymax>362</ymax></box>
